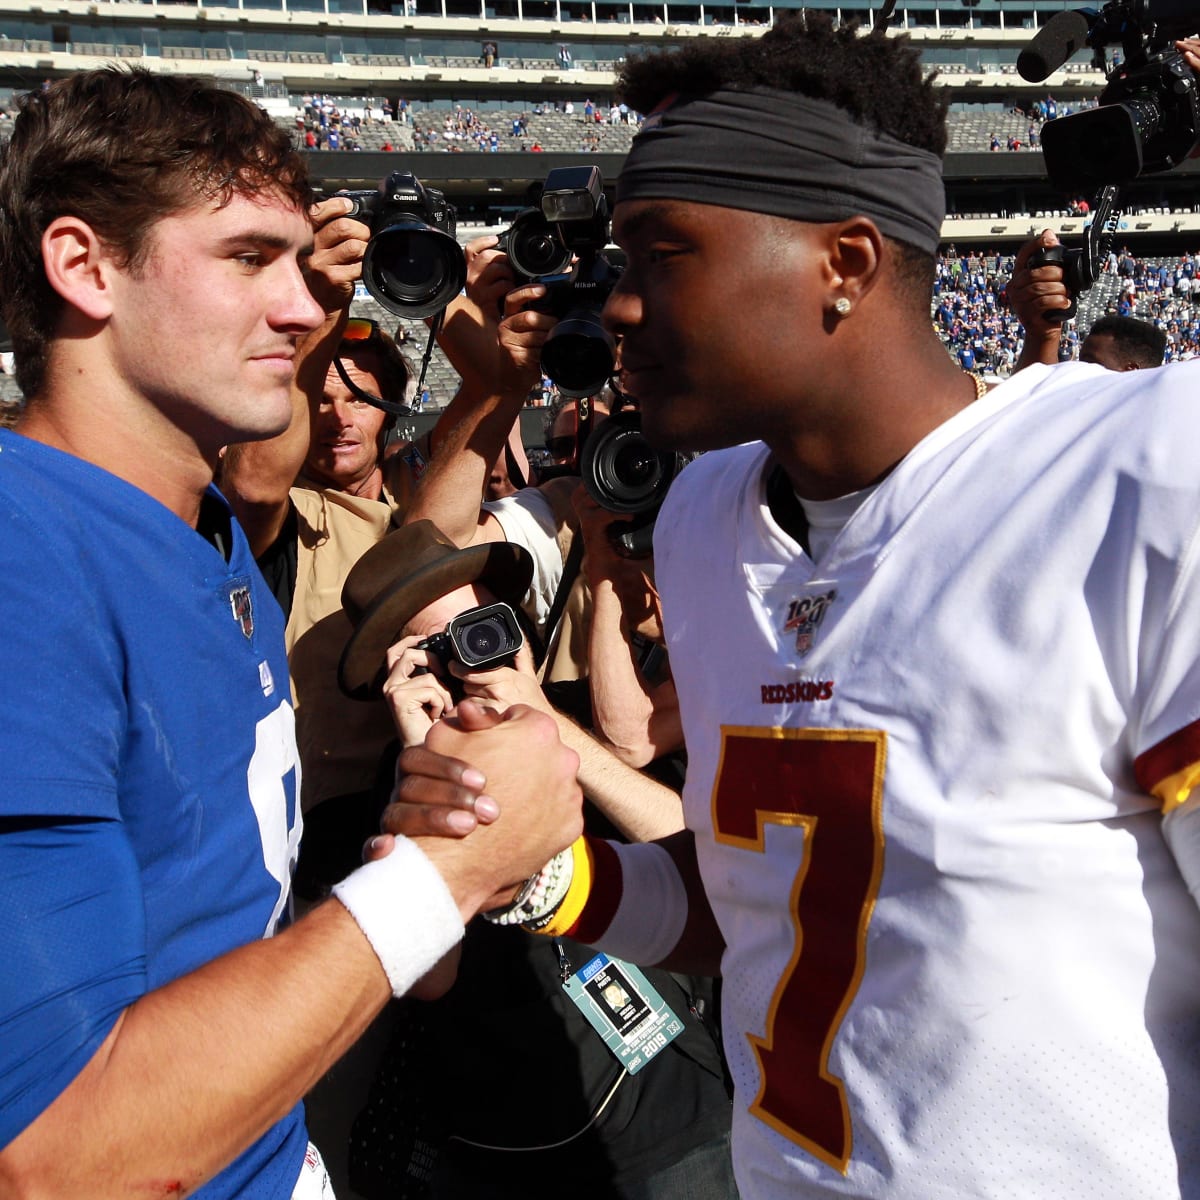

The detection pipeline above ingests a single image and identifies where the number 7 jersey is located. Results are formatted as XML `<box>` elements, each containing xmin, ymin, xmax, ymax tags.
<box><xmin>654</xmin><ymin>362</ymin><xmax>1200</xmax><ymax>1199</ymax></box>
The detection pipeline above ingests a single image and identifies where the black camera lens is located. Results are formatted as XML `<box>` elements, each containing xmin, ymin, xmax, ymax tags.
<box><xmin>541</xmin><ymin>312</ymin><xmax>616</xmax><ymax>399</ymax></box>
<box><xmin>462</xmin><ymin>619</ymin><xmax>503</xmax><ymax>661</ymax></box>
<box><xmin>506</xmin><ymin>208</ymin><xmax>572</xmax><ymax>278</ymax></box>
<box><xmin>446</xmin><ymin>602</ymin><xmax>524</xmax><ymax>669</ymax></box>
<box><xmin>363</xmin><ymin>222</ymin><xmax>467</xmax><ymax>320</ymax></box>
<box><xmin>582</xmin><ymin>418</ymin><xmax>669</xmax><ymax>512</ymax></box>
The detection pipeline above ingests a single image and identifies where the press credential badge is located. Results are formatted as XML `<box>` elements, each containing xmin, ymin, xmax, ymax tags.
<box><xmin>563</xmin><ymin>953</ymin><xmax>684</xmax><ymax>1074</ymax></box>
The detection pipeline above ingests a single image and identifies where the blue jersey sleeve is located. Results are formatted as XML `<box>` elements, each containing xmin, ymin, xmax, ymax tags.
<box><xmin>0</xmin><ymin>817</ymin><xmax>146</xmax><ymax>1148</ymax></box>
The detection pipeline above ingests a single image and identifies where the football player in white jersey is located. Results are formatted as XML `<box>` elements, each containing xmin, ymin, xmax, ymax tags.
<box><xmin>388</xmin><ymin>17</ymin><xmax>1200</xmax><ymax>1200</ymax></box>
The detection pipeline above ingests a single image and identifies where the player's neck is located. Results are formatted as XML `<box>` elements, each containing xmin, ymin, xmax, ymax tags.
<box><xmin>20</xmin><ymin>369</ymin><xmax>216</xmax><ymax>527</ymax></box>
<box><xmin>769</xmin><ymin>354</ymin><xmax>979</xmax><ymax>502</ymax></box>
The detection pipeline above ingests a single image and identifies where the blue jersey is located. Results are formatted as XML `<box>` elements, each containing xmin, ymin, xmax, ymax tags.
<box><xmin>0</xmin><ymin>431</ymin><xmax>305</xmax><ymax>1197</ymax></box>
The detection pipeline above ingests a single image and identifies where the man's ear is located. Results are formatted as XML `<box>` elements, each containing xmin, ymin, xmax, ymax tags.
<box><xmin>825</xmin><ymin>216</ymin><xmax>884</xmax><ymax>311</ymax></box>
<box><xmin>41</xmin><ymin>216</ymin><xmax>117</xmax><ymax>322</ymax></box>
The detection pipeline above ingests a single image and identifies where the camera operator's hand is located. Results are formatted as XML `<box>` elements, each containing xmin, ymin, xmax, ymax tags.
<box><xmin>574</xmin><ymin>484</ymin><xmax>663</xmax><ymax>641</ymax></box>
<box><xmin>1008</xmin><ymin>229</ymin><xmax>1072</xmax><ymax>372</ymax></box>
<box><xmin>382</xmin><ymin>635</ymin><xmax>457</xmax><ymax>747</ymax></box>
<box><xmin>385</xmin><ymin>700</ymin><xmax>585</xmax><ymax>918</ymax></box>
<box><xmin>436</xmin><ymin>235</ymin><xmax>555</xmax><ymax>398</ymax></box>
<box><xmin>305</xmin><ymin>196</ymin><xmax>372</xmax><ymax>316</ymax></box>
<box><xmin>1178</xmin><ymin>39</ymin><xmax>1200</xmax><ymax>86</ymax></box>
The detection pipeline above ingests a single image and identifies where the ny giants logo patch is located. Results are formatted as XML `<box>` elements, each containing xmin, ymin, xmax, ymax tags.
<box><xmin>782</xmin><ymin>587</ymin><xmax>837</xmax><ymax>656</ymax></box>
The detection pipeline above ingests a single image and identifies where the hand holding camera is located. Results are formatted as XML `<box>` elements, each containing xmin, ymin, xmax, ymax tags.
<box><xmin>339</xmin><ymin>170</ymin><xmax>466</xmax><ymax>320</ymax></box>
<box><xmin>305</xmin><ymin>196</ymin><xmax>373</xmax><ymax>316</ymax></box>
<box><xmin>496</xmin><ymin>165</ymin><xmax>622</xmax><ymax>399</ymax></box>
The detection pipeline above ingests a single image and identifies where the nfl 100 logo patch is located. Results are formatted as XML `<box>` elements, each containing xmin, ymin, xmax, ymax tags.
<box><xmin>782</xmin><ymin>587</ymin><xmax>837</xmax><ymax>656</ymax></box>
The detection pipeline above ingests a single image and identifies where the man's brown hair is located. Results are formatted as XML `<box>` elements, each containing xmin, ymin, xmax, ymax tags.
<box><xmin>0</xmin><ymin>67</ymin><xmax>313</xmax><ymax>399</ymax></box>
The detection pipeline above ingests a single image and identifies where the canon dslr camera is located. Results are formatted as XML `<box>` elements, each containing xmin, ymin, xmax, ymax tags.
<box><xmin>341</xmin><ymin>171</ymin><xmax>466</xmax><ymax>319</ymax></box>
<box><xmin>498</xmin><ymin>165</ymin><xmax>622</xmax><ymax>399</ymax></box>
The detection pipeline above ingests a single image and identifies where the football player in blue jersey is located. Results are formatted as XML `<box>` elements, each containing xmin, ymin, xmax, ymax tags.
<box><xmin>0</xmin><ymin>68</ymin><xmax>582</xmax><ymax>1199</ymax></box>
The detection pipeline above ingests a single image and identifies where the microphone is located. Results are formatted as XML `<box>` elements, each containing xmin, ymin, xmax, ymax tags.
<box><xmin>1017</xmin><ymin>9</ymin><xmax>1095</xmax><ymax>83</ymax></box>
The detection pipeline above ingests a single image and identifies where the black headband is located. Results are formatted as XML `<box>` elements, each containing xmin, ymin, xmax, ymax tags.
<box><xmin>617</xmin><ymin>88</ymin><xmax>945</xmax><ymax>256</ymax></box>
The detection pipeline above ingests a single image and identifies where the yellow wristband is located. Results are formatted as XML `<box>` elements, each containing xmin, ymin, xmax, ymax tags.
<box><xmin>531</xmin><ymin>835</ymin><xmax>592</xmax><ymax>937</ymax></box>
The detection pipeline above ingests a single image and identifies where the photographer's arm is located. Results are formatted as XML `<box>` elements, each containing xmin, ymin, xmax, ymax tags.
<box><xmin>1009</xmin><ymin>229</ymin><xmax>1073</xmax><ymax>373</ymax></box>
<box><xmin>451</xmin><ymin>654</ymin><xmax>684</xmax><ymax>842</ymax></box>
<box><xmin>405</xmin><ymin>239</ymin><xmax>552</xmax><ymax>547</ymax></box>
<box><xmin>222</xmin><ymin>198</ymin><xmax>367</xmax><ymax>556</ymax></box>
<box><xmin>574</xmin><ymin>487</ymin><xmax>683</xmax><ymax>768</ymax></box>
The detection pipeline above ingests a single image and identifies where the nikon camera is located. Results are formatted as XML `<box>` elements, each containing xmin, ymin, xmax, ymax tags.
<box><xmin>498</xmin><ymin>165</ymin><xmax>622</xmax><ymax>399</ymax></box>
<box><xmin>581</xmin><ymin>403</ymin><xmax>697</xmax><ymax>559</ymax></box>
<box><xmin>341</xmin><ymin>171</ymin><xmax>466</xmax><ymax>320</ymax></box>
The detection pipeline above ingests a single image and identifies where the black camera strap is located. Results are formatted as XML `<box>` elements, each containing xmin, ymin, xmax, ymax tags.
<box><xmin>413</xmin><ymin>310</ymin><xmax>445</xmax><ymax>402</ymax></box>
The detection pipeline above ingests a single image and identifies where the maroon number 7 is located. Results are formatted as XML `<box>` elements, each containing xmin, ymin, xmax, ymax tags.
<box><xmin>711</xmin><ymin>726</ymin><xmax>887</xmax><ymax>1173</ymax></box>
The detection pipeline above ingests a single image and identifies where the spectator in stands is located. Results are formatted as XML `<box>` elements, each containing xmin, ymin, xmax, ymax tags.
<box><xmin>0</xmin><ymin>66</ymin><xmax>582</xmax><ymax>1200</ymax></box>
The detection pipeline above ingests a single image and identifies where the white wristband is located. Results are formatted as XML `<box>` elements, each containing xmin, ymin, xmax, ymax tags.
<box><xmin>332</xmin><ymin>836</ymin><xmax>465</xmax><ymax>998</ymax></box>
<box><xmin>602</xmin><ymin>841</ymin><xmax>690</xmax><ymax>965</ymax></box>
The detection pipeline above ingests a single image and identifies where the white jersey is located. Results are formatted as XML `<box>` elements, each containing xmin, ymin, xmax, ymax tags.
<box><xmin>654</xmin><ymin>361</ymin><xmax>1200</xmax><ymax>1199</ymax></box>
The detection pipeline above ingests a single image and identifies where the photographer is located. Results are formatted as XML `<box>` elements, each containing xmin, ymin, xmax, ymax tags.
<box><xmin>1008</xmin><ymin>230</ymin><xmax>1168</xmax><ymax>371</ymax></box>
<box><xmin>339</xmin><ymin>520</ymin><xmax>735</xmax><ymax>1200</ymax></box>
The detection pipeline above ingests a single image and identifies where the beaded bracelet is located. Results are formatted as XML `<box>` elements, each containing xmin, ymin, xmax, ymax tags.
<box><xmin>482</xmin><ymin>840</ymin><xmax>577</xmax><ymax>927</ymax></box>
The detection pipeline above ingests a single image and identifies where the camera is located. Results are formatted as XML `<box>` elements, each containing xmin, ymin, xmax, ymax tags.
<box><xmin>341</xmin><ymin>171</ymin><xmax>467</xmax><ymax>320</ymax></box>
<box><xmin>497</xmin><ymin>206</ymin><xmax>573</xmax><ymax>281</ymax></box>
<box><xmin>581</xmin><ymin>403</ymin><xmax>696</xmax><ymax>558</ymax></box>
<box><xmin>415</xmin><ymin>601</ymin><xmax>524</xmax><ymax>702</ymax></box>
<box><xmin>1033</xmin><ymin>0</ymin><xmax>1200</xmax><ymax>193</ymax></box>
<box><xmin>498</xmin><ymin>165</ymin><xmax>622</xmax><ymax>398</ymax></box>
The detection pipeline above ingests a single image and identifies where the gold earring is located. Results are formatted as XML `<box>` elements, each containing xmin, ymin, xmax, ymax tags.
<box><xmin>833</xmin><ymin>297</ymin><xmax>852</xmax><ymax>317</ymax></box>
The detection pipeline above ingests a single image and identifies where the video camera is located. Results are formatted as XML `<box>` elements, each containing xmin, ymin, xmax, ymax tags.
<box><xmin>340</xmin><ymin>171</ymin><xmax>466</xmax><ymax>320</ymax></box>
<box><xmin>497</xmin><ymin>165</ymin><xmax>622</xmax><ymax>398</ymax></box>
<box><xmin>1018</xmin><ymin>0</ymin><xmax>1198</xmax><ymax>319</ymax></box>
<box><xmin>1019</xmin><ymin>0</ymin><xmax>1200</xmax><ymax>194</ymax></box>
<box><xmin>414</xmin><ymin>601</ymin><xmax>523</xmax><ymax>704</ymax></box>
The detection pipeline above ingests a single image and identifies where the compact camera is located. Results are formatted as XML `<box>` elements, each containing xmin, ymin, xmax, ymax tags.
<box><xmin>581</xmin><ymin>404</ymin><xmax>696</xmax><ymax>558</ymax></box>
<box><xmin>341</xmin><ymin>171</ymin><xmax>466</xmax><ymax>320</ymax></box>
<box><xmin>415</xmin><ymin>601</ymin><xmax>524</xmax><ymax>703</ymax></box>
<box><xmin>498</xmin><ymin>165</ymin><xmax>622</xmax><ymax>398</ymax></box>
<box><xmin>1031</xmin><ymin>0</ymin><xmax>1200</xmax><ymax>193</ymax></box>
